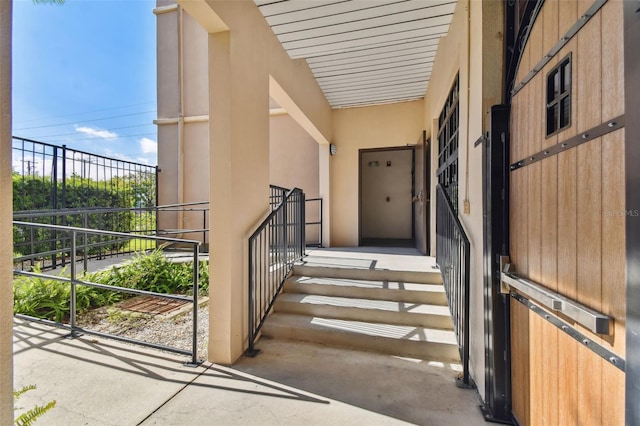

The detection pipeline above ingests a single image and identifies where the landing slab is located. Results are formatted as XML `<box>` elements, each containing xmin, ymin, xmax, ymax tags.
<box><xmin>303</xmin><ymin>247</ymin><xmax>438</xmax><ymax>273</ymax></box>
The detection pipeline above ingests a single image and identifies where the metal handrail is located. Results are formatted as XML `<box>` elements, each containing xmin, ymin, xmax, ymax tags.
<box><xmin>435</xmin><ymin>184</ymin><xmax>471</xmax><ymax>387</ymax></box>
<box><xmin>13</xmin><ymin>202</ymin><xmax>210</xmax><ymax>271</ymax></box>
<box><xmin>305</xmin><ymin>197</ymin><xmax>322</xmax><ymax>247</ymax></box>
<box><xmin>246</xmin><ymin>186</ymin><xmax>305</xmax><ymax>355</ymax></box>
<box><xmin>500</xmin><ymin>267</ymin><xmax>612</xmax><ymax>335</ymax></box>
<box><xmin>12</xmin><ymin>221</ymin><xmax>202</xmax><ymax>365</ymax></box>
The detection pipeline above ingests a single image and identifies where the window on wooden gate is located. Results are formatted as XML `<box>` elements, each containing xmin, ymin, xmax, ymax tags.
<box><xmin>546</xmin><ymin>54</ymin><xmax>572</xmax><ymax>136</ymax></box>
<box><xmin>437</xmin><ymin>73</ymin><xmax>460</xmax><ymax>212</ymax></box>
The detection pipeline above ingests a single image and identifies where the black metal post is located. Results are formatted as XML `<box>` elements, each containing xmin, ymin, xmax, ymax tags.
<box><xmin>300</xmin><ymin>192</ymin><xmax>306</xmax><ymax>257</ymax></box>
<box><xmin>319</xmin><ymin>198</ymin><xmax>323</xmax><ymax>248</ymax></box>
<box><xmin>83</xmin><ymin>212</ymin><xmax>88</xmax><ymax>273</ymax></box>
<box><xmin>185</xmin><ymin>243</ymin><xmax>201</xmax><ymax>367</ymax></box>
<box><xmin>246</xmin><ymin>236</ymin><xmax>257</xmax><ymax>356</ymax></box>
<box><xmin>70</xmin><ymin>230</ymin><xmax>77</xmax><ymax>338</ymax></box>
<box><xmin>481</xmin><ymin>105</ymin><xmax>513</xmax><ymax>423</ymax></box>
<box><xmin>52</xmin><ymin>146</ymin><xmax>58</xmax><ymax>268</ymax></box>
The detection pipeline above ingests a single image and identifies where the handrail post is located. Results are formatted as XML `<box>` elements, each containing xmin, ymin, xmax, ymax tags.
<box><xmin>300</xmin><ymin>191</ymin><xmax>306</xmax><ymax>258</ymax></box>
<box><xmin>319</xmin><ymin>198</ymin><xmax>323</xmax><ymax>248</ymax></box>
<box><xmin>83</xmin><ymin>212</ymin><xmax>88</xmax><ymax>273</ymax></box>
<box><xmin>202</xmin><ymin>209</ymin><xmax>206</xmax><ymax>247</ymax></box>
<box><xmin>283</xmin><ymin>198</ymin><xmax>288</xmax><ymax>264</ymax></box>
<box><xmin>186</xmin><ymin>242</ymin><xmax>201</xmax><ymax>367</ymax></box>
<box><xmin>70</xmin><ymin>230</ymin><xmax>77</xmax><ymax>338</ymax></box>
<box><xmin>246</xmin><ymin>236</ymin><xmax>257</xmax><ymax>356</ymax></box>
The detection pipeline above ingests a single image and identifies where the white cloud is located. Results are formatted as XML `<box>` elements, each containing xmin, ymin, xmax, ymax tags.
<box><xmin>139</xmin><ymin>137</ymin><xmax>157</xmax><ymax>154</ymax></box>
<box><xmin>74</xmin><ymin>125</ymin><xmax>118</xmax><ymax>139</ymax></box>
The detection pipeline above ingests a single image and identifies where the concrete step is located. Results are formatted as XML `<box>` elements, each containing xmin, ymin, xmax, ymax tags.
<box><xmin>292</xmin><ymin>263</ymin><xmax>442</xmax><ymax>285</ymax></box>
<box><xmin>284</xmin><ymin>275</ymin><xmax>448</xmax><ymax>306</ymax></box>
<box><xmin>262</xmin><ymin>313</ymin><xmax>460</xmax><ymax>363</ymax></box>
<box><xmin>275</xmin><ymin>293</ymin><xmax>454</xmax><ymax>330</ymax></box>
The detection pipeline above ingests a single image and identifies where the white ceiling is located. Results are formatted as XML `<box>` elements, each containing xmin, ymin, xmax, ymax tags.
<box><xmin>255</xmin><ymin>0</ymin><xmax>457</xmax><ymax>109</ymax></box>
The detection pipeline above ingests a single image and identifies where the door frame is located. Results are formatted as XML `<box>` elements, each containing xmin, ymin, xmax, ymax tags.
<box><xmin>358</xmin><ymin>146</ymin><xmax>415</xmax><ymax>246</ymax></box>
<box><xmin>481</xmin><ymin>105</ymin><xmax>512</xmax><ymax>423</ymax></box>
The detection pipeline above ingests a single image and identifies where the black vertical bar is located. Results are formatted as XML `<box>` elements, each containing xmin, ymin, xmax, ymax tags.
<box><xmin>481</xmin><ymin>104</ymin><xmax>512</xmax><ymax>422</ymax></box>
<box><xmin>51</xmin><ymin>147</ymin><xmax>58</xmax><ymax>268</ymax></box>
<box><xmin>70</xmin><ymin>230</ymin><xmax>77</xmax><ymax>337</ymax></box>
<box><xmin>61</xmin><ymin>145</ymin><xmax>67</xmax><ymax>210</ymax></box>
<box><xmin>61</xmin><ymin>145</ymin><xmax>67</xmax><ymax>267</ymax></box>
<box><xmin>624</xmin><ymin>2</ymin><xmax>640</xmax><ymax>424</ymax></box>
<box><xmin>301</xmin><ymin>191</ymin><xmax>306</xmax><ymax>257</ymax></box>
<box><xmin>83</xmin><ymin>212</ymin><xmax>88</xmax><ymax>273</ymax></box>
<box><xmin>190</xmin><ymin>243</ymin><xmax>199</xmax><ymax>365</ymax></box>
<box><xmin>248</xmin><ymin>236</ymin><xmax>255</xmax><ymax>353</ymax></box>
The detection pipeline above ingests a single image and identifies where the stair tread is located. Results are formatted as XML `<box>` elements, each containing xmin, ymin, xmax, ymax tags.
<box><xmin>287</xmin><ymin>275</ymin><xmax>445</xmax><ymax>293</ymax></box>
<box><xmin>266</xmin><ymin>313</ymin><xmax>458</xmax><ymax>346</ymax></box>
<box><xmin>293</xmin><ymin>263</ymin><xmax>443</xmax><ymax>284</ymax></box>
<box><xmin>277</xmin><ymin>293</ymin><xmax>451</xmax><ymax>316</ymax></box>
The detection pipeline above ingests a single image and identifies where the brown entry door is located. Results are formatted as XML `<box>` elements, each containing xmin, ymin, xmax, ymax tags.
<box><xmin>360</xmin><ymin>148</ymin><xmax>413</xmax><ymax>246</ymax></box>
<box><xmin>508</xmin><ymin>1</ymin><xmax>625</xmax><ymax>424</ymax></box>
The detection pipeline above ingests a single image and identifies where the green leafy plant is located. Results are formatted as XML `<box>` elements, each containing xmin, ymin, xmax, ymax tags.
<box><xmin>14</xmin><ymin>385</ymin><xmax>56</xmax><ymax>426</ymax></box>
<box><xmin>13</xmin><ymin>251</ymin><xmax>209</xmax><ymax>321</ymax></box>
<box><xmin>13</xmin><ymin>266</ymin><xmax>114</xmax><ymax>322</ymax></box>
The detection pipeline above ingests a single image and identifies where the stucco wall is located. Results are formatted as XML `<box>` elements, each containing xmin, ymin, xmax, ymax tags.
<box><xmin>156</xmin><ymin>3</ymin><xmax>323</xmax><ymax>243</ymax></box>
<box><xmin>330</xmin><ymin>100</ymin><xmax>424</xmax><ymax>246</ymax></box>
<box><xmin>155</xmin><ymin>4</ymin><xmax>209</xmax><ymax>238</ymax></box>
<box><xmin>422</xmin><ymin>0</ymin><xmax>504</xmax><ymax>400</ymax></box>
<box><xmin>176</xmin><ymin>0</ymin><xmax>332</xmax><ymax>364</ymax></box>
<box><xmin>269</xmin><ymin>113</ymin><xmax>319</xmax><ymax>198</ymax></box>
<box><xmin>269</xmin><ymin>113</ymin><xmax>321</xmax><ymax>244</ymax></box>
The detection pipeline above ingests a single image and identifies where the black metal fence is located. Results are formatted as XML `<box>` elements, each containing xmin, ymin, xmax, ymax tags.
<box><xmin>13</xmin><ymin>202</ymin><xmax>210</xmax><ymax>272</ymax></box>
<box><xmin>247</xmin><ymin>186</ymin><xmax>305</xmax><ymax>355</ymax></box>
<box><xmin>12</xmin><ymin>136</ymin><xmax>157</xmax><ymax>212</ymax></box>
<box><xmin>435</xmin><ymin>184</ymin><xmax>471</xmax><ymax>386</ymax></box>
<box><xmin>305</xmin><ymin>197</ymin><xmax>323</xmax><ymax>248</ymax></box>
<box><xmin>13</xmin><ymin>221</ymin><xmax>202</xmax><ymax>365</ymax></box>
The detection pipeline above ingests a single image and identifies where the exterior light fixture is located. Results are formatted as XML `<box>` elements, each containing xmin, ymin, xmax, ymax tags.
<box><xmin>329</xmin><ymin>143</ymin><xmax>337</xmax><ymax>155</ymax></box>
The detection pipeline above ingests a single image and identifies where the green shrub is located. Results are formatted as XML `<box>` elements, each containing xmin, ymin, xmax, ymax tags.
<box><xmin>12</xmin><ymin>173</ymin><xmax>148</xmax><ymax>258</ymax></box>
<box><xmin>13</xmin><ymin>251</ymin><xmax>209</xmax><ymax>322</ymax></box>
<box><xmin>89</xmin><ymin>250</ymin><xmax>209</xmax><ymax>295</ymax></box>
<box><xmin>13</xmin><ymin>266</ymin><xmax>113</xmax><ymax>322</ymax></box>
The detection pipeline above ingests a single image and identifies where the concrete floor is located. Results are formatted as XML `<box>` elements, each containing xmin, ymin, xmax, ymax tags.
<box><xmin>14</xmin><ymin>247</ymin><xmax>485</xmax><ymax>425</ymax></box>
<box><xmin>13</xmin><ymin>319</ymin><xmax>483</xmax><ymax>425</ymax></box>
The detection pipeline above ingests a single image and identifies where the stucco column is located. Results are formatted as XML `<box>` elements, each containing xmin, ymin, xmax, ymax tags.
<box><xmin>0</xmin><ymin>1</ymin><xmax>13</xmax><ymax>423</ymax></box>
<box><xmin>207</xmin><ymin>30</ymin><xmax>270</xmax><ymax>364</ymax></box>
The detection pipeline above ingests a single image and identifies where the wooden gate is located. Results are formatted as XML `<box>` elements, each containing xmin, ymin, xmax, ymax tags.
<box><xmin>508</xmin><ymin>0</ymin><xmax>626</xmax><ymax>424</ymax></box>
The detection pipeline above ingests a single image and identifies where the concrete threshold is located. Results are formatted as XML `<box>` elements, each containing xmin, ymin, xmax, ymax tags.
<box><xmin>13</xmin><ymin>318</ymin><xmax>483</xmax><ymax>426</ymax></box>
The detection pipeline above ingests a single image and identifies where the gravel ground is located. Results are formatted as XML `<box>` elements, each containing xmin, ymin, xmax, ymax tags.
<box><xmin>78</xmin><ymin>302</ymin><xmax>210</xmax><ymax>360</ymax></box>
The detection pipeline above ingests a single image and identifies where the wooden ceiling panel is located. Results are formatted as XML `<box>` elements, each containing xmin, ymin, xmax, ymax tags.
<box><xmin>255</xmin><ymin>0</ymin><xmax>456</xmax><ymax>108</ymax></box>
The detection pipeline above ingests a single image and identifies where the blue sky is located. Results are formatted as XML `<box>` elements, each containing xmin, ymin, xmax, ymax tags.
<box><xmin>12</xmin><ymin>0</ymin><xmax>157</xmax><ymax>166</ymax></box>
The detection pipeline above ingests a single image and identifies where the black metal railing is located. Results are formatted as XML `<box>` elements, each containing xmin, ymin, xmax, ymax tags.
<box><xmin>12</xmin><ymin>221</ymin><xmax>203</xmax><ymax>365</ymax></box>
<box><xmin>13</xmin><ymin>202</ymin><xmax>209</xmax><ymax>272</ymax></box>
<box><xmin>12</xmin><ymin>136</ymin><xmax>157</xmax><ymax>212</ymax></box>
<box><xmin>435</xmin><ymin>184</ymin><xmax>471</xmax><ymax>386</ymax></box>
<box><xmin>247</xmin><ymin>186</ymin><xmax>305</xmax><ymax>355</ymax></box>
<box><xmin>305</xmin><ymin>197</ymin><xmax>322</xmax><ymax>247</ymax></box>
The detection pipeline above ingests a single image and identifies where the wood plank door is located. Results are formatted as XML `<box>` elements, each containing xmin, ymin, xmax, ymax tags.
<box><xmin>508</xmin><ymin>1</ymin><xmax>626</xmax><ymax>424</ymax></box>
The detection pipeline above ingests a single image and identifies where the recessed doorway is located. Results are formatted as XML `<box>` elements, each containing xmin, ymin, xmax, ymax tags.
<box><xmin>359</xmin><ymin>147</ymin><xmax>414</xmax><ymax>247</ymax></box>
